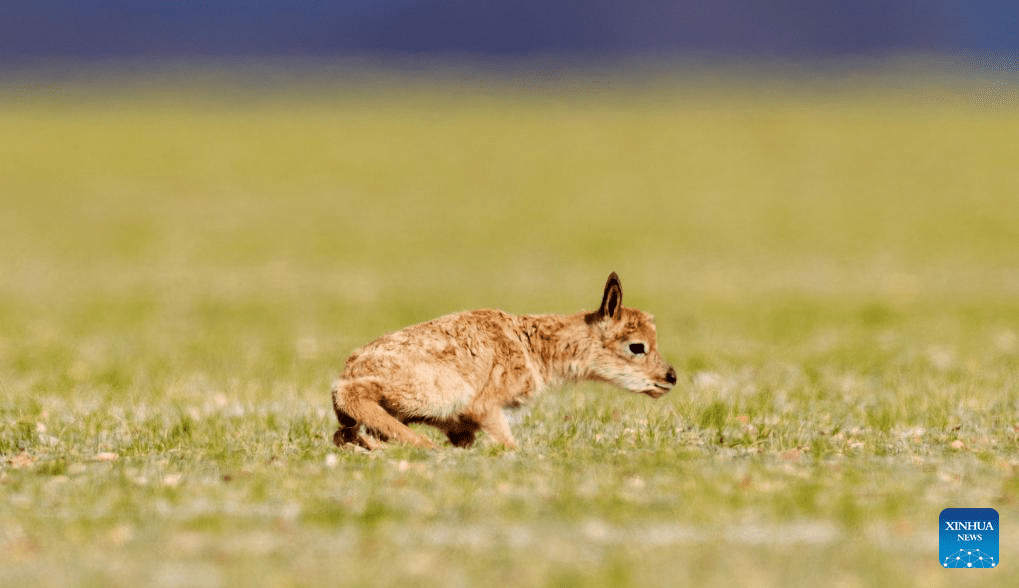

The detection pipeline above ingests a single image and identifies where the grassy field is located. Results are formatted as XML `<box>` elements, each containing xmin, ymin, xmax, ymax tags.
<box><xmin>2</xmin><ymin>57</ymin><xmax>1019</xmax><ymax>587</ymax></box>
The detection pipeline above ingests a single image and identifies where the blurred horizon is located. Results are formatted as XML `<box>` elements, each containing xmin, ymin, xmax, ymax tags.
<box><xmin>1</xmin><ymin>1</ymin><xmax>1017</xmax><ymax>59</ymax></box>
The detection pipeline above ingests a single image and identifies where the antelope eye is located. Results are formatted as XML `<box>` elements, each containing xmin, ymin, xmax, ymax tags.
<box><xmin>628</xmin><ymin>343</ymin><xmax>646</xmax><ymax>355</ymax></box>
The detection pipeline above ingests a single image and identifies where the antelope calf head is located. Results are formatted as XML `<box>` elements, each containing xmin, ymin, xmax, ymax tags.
<box><xmin>584</xmin><ymin>273</ymin><xmax>677</xmax><ymax>399</ymax></box>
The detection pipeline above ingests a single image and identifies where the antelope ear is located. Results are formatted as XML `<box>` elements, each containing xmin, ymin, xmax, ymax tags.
<box><xmin>596</xmin><ymin>272</ymin><xmax>623</xmax><ymax>321</ymax></box>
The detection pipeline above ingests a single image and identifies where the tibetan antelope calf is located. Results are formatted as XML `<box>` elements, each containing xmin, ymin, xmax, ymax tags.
<box><xmin>331</xmin><ymin>272</ymin><xmax>676</xmax><ymax>449</ymax></box>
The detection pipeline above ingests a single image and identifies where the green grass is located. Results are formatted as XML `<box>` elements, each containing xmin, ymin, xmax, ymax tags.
<box><xmin>2</xmin><ymin>57</ymin><xmax>1019</xmax><ymax>587</ymax></box>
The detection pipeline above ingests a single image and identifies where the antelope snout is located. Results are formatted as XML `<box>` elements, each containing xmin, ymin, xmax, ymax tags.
<box><xmin>664</xmin><ymin>366</ymin><xmax>677</xmax><ymax>385</ymax></box>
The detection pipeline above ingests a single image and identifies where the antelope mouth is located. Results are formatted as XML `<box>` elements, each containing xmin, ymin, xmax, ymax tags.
<box><xmin>642</xmin><ymin>384</ymin><xmax>672</xmax><ymax>399</ymax></box>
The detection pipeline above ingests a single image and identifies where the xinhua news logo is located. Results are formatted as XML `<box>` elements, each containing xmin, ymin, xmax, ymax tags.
<box><xmin>940</xmin><ymin>508</ymin><xmax>999</xmax><ymax>569</ymax></box>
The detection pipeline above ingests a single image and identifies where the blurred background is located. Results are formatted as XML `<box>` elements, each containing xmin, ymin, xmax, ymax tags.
<box><xmin>1</xmin><ymin>1</ymin><xmax>1018</xmax><ymax>393</ymax></box>
<box><xmin>3</xmin><ymin>4</ymin><xmax>1019</xmax><ymax>587</ymax></box>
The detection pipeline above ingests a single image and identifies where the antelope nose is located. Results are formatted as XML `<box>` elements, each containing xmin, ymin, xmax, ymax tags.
<box><xmin>664</xmin><ymin>366</ymin><xmax>677</xmax><ymax>385</ymax></box>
